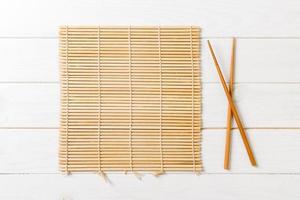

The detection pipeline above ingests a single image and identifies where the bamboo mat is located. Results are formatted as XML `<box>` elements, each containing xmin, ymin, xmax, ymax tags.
<box><xmin>59</xmin><ymin>26</ymin><xmax>202</xmax><ymax>174</ymax></box>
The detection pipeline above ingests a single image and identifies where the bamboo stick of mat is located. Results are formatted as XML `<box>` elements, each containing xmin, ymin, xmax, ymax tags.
<box><xmin>224</xmin><ymin>38</ymin><xmax>236</xmax><ymax>170</ymax></box>
<box><xmin>207</xmin><ymin>40</ymin><xmax>256</xmax><ymax>166</ymax></box>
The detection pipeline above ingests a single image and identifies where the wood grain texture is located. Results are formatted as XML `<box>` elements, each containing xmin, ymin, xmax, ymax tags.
<box><xmin>1</xmin><ymin>0</ymin><xmax>300</xmax><ymax>37</ymax></box>
<box><xmin>0</xmin><ymin>0</ymin><xmax>300</xmax><ymax>198</ymax></box>
<box><xmin>208</xmin><ymin>40</ymin><xmax>256</xmax><ymax>166</ymax></box>
<box><xmin>0</xmin><ymin>173</ymin><xmax>300</xmax><ymax>200</ymax></box>
<box><xmin>0</xmin><ymin>129</ymin><xmax>299</xmax><ymax>174</ymax></box>
<box><xmin>224</xmin><ymin>38</ymin><xmax>235</xmax><ymax>169</ymax></box>
<box><xmin>0</xmin><ymin>84</ymin><xmax>299</xmax><ymax>128</ymax></box>
<box><xmin>59</xmin><ymin>26</ymin><xmax>201</xmax><ymax>173</ymax></box>
<box><xmin>1</xmin><ymin>38</ymin><xmax>300</xmax><ymax>83</ymax></box>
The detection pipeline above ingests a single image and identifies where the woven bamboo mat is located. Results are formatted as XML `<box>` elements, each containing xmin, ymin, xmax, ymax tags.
<box><xmin>59</xmin><ymin>26</ymin><xmax>202</xmax><ymax>174</ymax></box>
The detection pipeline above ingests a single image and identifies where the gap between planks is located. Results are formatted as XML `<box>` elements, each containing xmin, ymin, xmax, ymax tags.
<box><xmin>0</xmin><ymin>172</ymin><xmax>299</xmax><ymax>175</ymax></box>
<box><xmin>0</xmin><ymin>127</ymin><xmax>299</xmax><ymax>130</ymax></box>
<box><xmin>0</xmin><ymin>82</ymin><xmax>299</xmax><ymax>84</ymax></box>
<box><xmin>2</xmin><ymin>36</ymin><xmax>300</xmax><ymax>39</ymax></box>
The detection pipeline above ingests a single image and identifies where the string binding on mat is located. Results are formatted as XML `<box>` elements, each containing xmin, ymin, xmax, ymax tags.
<box><xmin>189</xmin><ymin>26</ymin><xmax>196</xmax><ymax>173</ymax></box>
<box><xmin>64</xmin><ymin>25</ymin><xmax>70</xmax><ymax>175</ymax></box>
<box><xmin>124</xmin><ymin>170</ymin><xmax>143</xmax><ymax>180</ymax></box>
<box><xmin>97</xmin><ymin>26</ymin><xmax>107</xmax><ymax>179</ymax></box>
<box><xmin>98</xmin><ymin>171</ymin><xmax>111</xmax><ymax>183</ymax></box>
<box><xmin>158</xmin><ymin>26</ymin><xmax>164</xmax><ymax>175</ymax></box>
<box><xmin>128</xmin><ymin>26</ymin><xmax>135</xmax><ymax>174</ymax></box>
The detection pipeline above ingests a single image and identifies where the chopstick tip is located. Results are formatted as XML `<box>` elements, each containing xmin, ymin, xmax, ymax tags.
<box><xmin>232</xmin><ymin>37</ymin><xmax>236</xmax><ymax>45</ymax></box>
<box><xmin>207</xmin><ymin>40</ymin><xmax>213</xmax><ymax>50</ymax></box>
<box><xmin>251</xmin><ymin>160</ymin><xmax>257</xmax><ymax>167</ymax></box>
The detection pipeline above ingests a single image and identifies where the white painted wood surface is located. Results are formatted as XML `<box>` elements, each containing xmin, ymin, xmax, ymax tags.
<box><xmin>0</xmin><ymin>0</ymin><xmax>300</xmax><ymax>199</ymax></box>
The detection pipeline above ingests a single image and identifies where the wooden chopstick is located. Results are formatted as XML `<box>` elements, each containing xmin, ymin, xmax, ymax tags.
<box><xmin>224</xmin><ymin>38</ymin><xmax>236</xmax><ymax>170</ymax></box>
<box><xmin>207</xmin><ymin>40</ymin><xmax>257</xmax><ymax>166</ymax></box>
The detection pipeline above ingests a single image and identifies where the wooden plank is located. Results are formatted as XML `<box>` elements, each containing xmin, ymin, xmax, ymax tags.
<box><xmin>1</xmin><ymin>39</ymin><xmax>300</xmax><ymax>83</ymax></box>
<box><xmin>1</xmin><ymin>0</ymin><xmax>300</xmax><ymax>37</ymax></box>
<box><xmin>0</xmin><ymin>1</ymin><xmax>298</xmax><ymax>199</ymax></box>
<box><xmin>203</xmin><ymin>129</ymin><xmax>300</xmax><ymax>173</ymax></box>
<box><xmin>0</xmin><ymin>173</ymin><xmax>299</xmax><ymax>200</ymax></box>
<box><xmin>202</xmin><ymin>39</ymin><xmax>300</xmax><ymax>83</ymax></box>
<box><xmin>0</xmin><ymin>129</ymin><xmax>58</xmax><ymax>173</ymax></box>
<box><xmin>0</xmin><ymin>129</ymin><xmax>299</xmax><ymax>173</ymax></box>
<box><xmin>0</xmin><ymin>84</ymin><xmax>59</xmax><ymax>128</ymax></box>
<box><xmin>203</xmin><ymin>83</ymin><xmax>300</xmax><ymax>128</ymax></box>
<box><xmin>0</xmin><ymin>39</ymin><xmax>58</xmax><ymax>82</ymax></box>
<box><xmin>0</xmin><ymin>83</ymin><xmax>299</xmax><ymax>128</ymax></box>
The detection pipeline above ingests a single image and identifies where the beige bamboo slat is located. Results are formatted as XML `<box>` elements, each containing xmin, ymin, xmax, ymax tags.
<box><xmin>59</xmin><ymin>26</ymin><xmax>201</xmax><ymax>174</ymax></box>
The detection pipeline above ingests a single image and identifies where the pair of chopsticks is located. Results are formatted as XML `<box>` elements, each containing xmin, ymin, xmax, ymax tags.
<box><xmin>207</xmin><ymin>39</ymin><xmax>257</xmax><ymax>169</ymax></box>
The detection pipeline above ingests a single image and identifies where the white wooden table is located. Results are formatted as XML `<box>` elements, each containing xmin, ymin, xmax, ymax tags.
<box><xmin>0</xmin><ymin>0</ymin><xmax>300</xmax><ymax>199</ymax></box>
